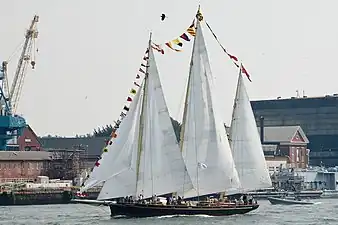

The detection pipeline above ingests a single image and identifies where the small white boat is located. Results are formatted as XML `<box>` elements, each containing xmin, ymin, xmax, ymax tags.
<box><xmin>267</xmin><ymin>197</ymin><xmax>314</xmax><ymax>205</ymax></box>
<box><xmin>321</xmin><ymin>190</ymin><xmax>338</xmax><ymax>199</ymax></box>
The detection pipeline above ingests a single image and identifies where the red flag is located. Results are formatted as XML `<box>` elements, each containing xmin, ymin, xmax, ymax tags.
<box><xmin>95</xmin><ymin>161</ymin><xmax>100</xmax><ymax>167</ymax></box>
<box><xmin>127</xmin><ymin>97</ymin><xmax>132</xmax><ymax>101</ymax></box>
<box><xmin>227</xmin><ymin>53</ymin><xmax>238</xmax><ymax>61</ymax></box>
<box><xmin>241</xmin><ymin>64</ymin><xmax>252</xmax><ymax>82</ymax></box>
<box><xmin>180</xmin><ymin>33</ymin><xmax>190</xmax><ymax>42</ymax></box>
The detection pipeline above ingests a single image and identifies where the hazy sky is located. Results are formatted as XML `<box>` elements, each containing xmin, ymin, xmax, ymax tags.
<box><xmin>1</xmin><ymin>0</ymin><xmax>337</xmax><ymax>136</ymax></box>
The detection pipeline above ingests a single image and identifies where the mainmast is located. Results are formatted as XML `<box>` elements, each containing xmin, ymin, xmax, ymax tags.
<box><xmin>135</xmin><ymin>33</ymin><xmax>152</xmax><ymax>194</ymax></box>
<box><xmin>180</xmin><ymin>6</ymin><xmax>203</xmax><ymax>198</ymax></box>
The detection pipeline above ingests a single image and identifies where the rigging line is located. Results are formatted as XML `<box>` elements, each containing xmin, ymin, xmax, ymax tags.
<box><xmin>175</xmin><ymin>81</ymin><xmax>187</xmax><ymax>122</ymax></box>
<box><xmin>6</xmin><ymin>39</ymin><xmax>25</xmax><ymax>62</ymax></box>
<box><xmin>205</xmin><ymin>21</ymin><xmax>229</xmax><ymax>55</ymax></box>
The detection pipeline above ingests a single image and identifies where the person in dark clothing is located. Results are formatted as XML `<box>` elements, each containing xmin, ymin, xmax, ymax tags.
<box><xmin>177</xmin><ymin>196</ymin><xmax>182</xmax><ymax>205</ymax></box>
<box><xmin>242</xmin><ymin>195</ymin><xmax>248</xmax><ymax>205</ymax></box>
<box><xmin>166</xmin><ymin>196</ymin><xmax>170</xmax><ymax>205</ymax></box>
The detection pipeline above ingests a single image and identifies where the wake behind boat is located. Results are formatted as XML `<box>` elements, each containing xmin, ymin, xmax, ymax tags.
<box><xmin>267</xmin><ymin>197</ymin><xmax>314</xmax><ymax>205</ymax></box>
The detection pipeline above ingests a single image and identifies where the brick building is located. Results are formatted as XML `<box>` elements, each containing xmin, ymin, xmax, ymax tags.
<box><xmin>0</xmin><ymin>151</ymin><xmax>51</xmax><ymax>182</ymax></box>
<box><xmin>260</xmin><ymin>126</ymin><xmax>310</xmax><ymax>169</ymax></box>
<box><xmin>18</xmin><ymin>125</ymin><xmax>43</xmax><ymax>151</ymax></box>
<box><xmin>225</xmin><ymin>124</ymin><xmax>310</xmax><ymax>169</ymax></box>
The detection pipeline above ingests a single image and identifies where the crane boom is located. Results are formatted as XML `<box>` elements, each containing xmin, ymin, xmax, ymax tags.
<box><xmin>9</xmin><ymin>15</ymin><xmax>39</xmax><ymax>114</ymax></box>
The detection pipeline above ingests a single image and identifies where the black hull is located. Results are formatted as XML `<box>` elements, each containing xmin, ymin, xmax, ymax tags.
<box><xmin>109</xmin><ymin>203</ymin><xmax>259</xmax><ymax>218</ymax></box>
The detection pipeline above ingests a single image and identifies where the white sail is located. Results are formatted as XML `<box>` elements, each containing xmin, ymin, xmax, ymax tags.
<box><xmin>229</xmin><ymin>71</ymin><xmax>272</xmax><ymax>191</ymax></box>
<box><xmin>97</xmin><ymin>45</ymin><xmax>193</xmax><ymax>200</ymax></box>
<box><xmin>82</xmin><ymin>80</ymin><xmax>143</xmax><ymax>197</ymax></box>
<box><xmin>180</xmin><ymin>20</ymin><xmax>241</xmax><ymax>199</ymax></box>
<box><xmin>136</xmin><ymin>47</ymin><xmax>193</xmax><ymax>199</ymax></box>
<box><xmin>97</xmin><ymin>86</ymin><xmax>144</xmax><ymax>200</ymax></box>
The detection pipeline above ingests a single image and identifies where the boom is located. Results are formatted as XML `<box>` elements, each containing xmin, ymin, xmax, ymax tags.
<box><xmin>9</xmin><ymin>15</ymin><xmax>39</xmax><ymax>114</ymax></box>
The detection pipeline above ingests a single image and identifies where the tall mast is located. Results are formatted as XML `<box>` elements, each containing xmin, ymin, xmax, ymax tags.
<box><xmin>180</xmin><ymin>6</ymin><xmax>203</xmax><ymax>199</ymax></box>
<box><xmin>135</xmin><ymin>33</ymin><xmax>152</xmax><ymax>195</ymax></box>
<box><xmin>180</xmin><ymin>7</ymin><xmax>200</xmax><ymax>152</ymax></box>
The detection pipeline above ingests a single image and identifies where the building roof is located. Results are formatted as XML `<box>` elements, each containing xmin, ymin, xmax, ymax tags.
<box><xmin>0</xmin><ymin>151</ymin><xmax>52</xmax><ymax>161</ymax></box>
<box><xmin>225</xmin><ymin>124</ymin><xmax>309</xmax><ymax>144</ymax></box>
<box><xmin>258</xmin><ymin>126</ymin><xmax>309</xmax><ymax>144</ymax></box>
<box><xmin>39</xmin><ymin>137</ymin><xmax>107</xmax><ymax>156</ymax></box>
<box><xmin>251</xmin><ymin>95</ymin><xmax>338</xmax><ymax>110</ymax></box>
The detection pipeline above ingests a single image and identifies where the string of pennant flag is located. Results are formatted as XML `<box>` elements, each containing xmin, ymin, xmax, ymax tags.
<box><xmin>93</xmin><ymin>49</ymin><xmax>150</xmax><ymax>168</ymax></box>
<box><xmin>151</xmin><ymin>20</ymin><xmax>196</xmax><ymax>54</ymax></box>
<box><xmin>204</xmin><ymin>21</ymin><xmax>252</xmax><ymax>82</ymax></box>
<box><xmin>151</xmin><ymin>17</ymin><xmax>252</xmax><ymax>82</ymax></box>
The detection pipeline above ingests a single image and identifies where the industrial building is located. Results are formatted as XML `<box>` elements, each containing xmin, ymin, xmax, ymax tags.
<box><xmin>251</xmin><ymin>95</ymin><xmax>338</xmax><ymax>166</ymax></box>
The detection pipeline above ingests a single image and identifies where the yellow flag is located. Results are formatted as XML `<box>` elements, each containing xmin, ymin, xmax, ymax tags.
<box><xmin>165</xmin><ymin>42</ymin><xmax>182</xmax><ymax>52</ymax></box>
<box><xmin>187</xmin><ymin>28</ymin><xmax>196</xmax><ymax>37</ymax></box>
<box><xmin>172</xmin><ymin>38</ymin><xmax>183</xmax><ymax>47</ymax></box>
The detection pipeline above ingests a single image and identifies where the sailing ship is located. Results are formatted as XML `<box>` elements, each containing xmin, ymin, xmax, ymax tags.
<box><xmin>229</xmin><ymin>67</ymin><xmax>272</xmax><ymax>193</ymax></box>
<box><xmin>79</xmin><ymin>7</ymin><xmax>260</xmax><ymax>218</ymax></box>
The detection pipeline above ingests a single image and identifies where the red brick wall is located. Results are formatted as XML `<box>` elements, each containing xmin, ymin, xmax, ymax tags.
<box><xmin>18</xmin><ymin>127</ymin><xmax>42</xmax><ymax>151</ymax></box>
<box><xmin>288</xmin><ymin>145</ymin><xmax>308</xmax><ymax>169</ymax></box>
<box><xmin>0</xmin><ymin>160</ymin><xmax>47</xmax><ymax>181</ymax></box>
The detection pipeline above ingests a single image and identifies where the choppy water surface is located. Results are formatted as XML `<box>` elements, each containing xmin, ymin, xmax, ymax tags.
<box><xmin>0</xmin><ymin>199</ymin><xmax>336</xmax><ymax>225</ymax></box>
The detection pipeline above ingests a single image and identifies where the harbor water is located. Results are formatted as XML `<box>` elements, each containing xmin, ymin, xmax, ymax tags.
<box><xmin>0</xmin><ymin>199</ymin><xmax>336</xmax><ymax>225</ymax></box>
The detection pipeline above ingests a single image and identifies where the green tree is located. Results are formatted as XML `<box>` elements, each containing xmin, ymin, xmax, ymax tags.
<box><xmin>92</xmin><ymin>117</ymin><xmax>182</xmax><ymax>140</ymax></box>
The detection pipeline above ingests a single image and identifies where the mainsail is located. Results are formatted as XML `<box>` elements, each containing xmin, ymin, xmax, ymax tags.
<box><xmin>180</xmin><ymin>16</ymin><xmax>241</xmax><ymax>199</ymax></box>
<box><xmin>84</xmin><ymin>38</ymin><xmax>192</xmax><ymax>200</ymax></box>
<box><xmin>134</xmin><ymin>46</ymin><xmax>193</xmax><ymax>199</ymax></box>
<box><xmin>229</xmin><ymin>68</ymin><xmax>272</xmax><ymax>191</ymax></box>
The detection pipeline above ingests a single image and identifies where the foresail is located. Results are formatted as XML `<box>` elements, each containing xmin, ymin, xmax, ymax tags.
<box><xmin>136</xmin><ymin>47</ymin><xmax>193</xmax><ymax>199</ymax></box>
<box><xmin>83</xmin><ymin>81</ymin><xmax>143</xmax><ymax>199</ymax></box>
<box><xmin>180</xmin><ymin>20</ymin><xmax>241</xmax><ymax>199</ymax></box>
<box><xmin>229</xmin><ymin>72</ymin><xmax>272</xmax><ymax>191</ymax></box>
